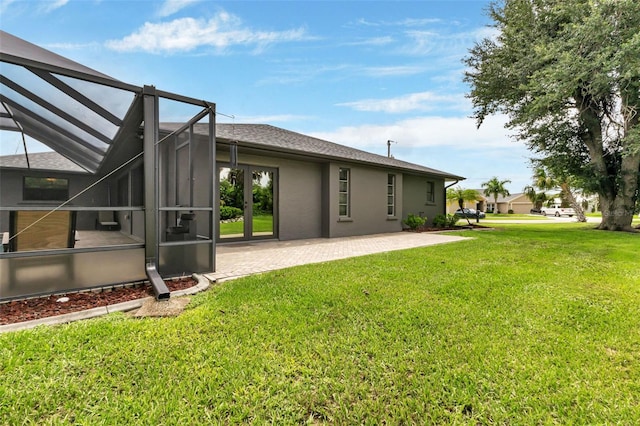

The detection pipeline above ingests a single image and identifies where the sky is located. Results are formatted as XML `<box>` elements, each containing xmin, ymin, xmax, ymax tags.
<box><xmin>0</xmin><ymin>0</ymin><xmax>536</xmax><ymax>192</ymax></box>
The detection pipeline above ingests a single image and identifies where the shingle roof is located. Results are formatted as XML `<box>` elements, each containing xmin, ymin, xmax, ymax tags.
<box><xmin>212</xmin><ymin>123</ymin><xmax>464</xmax><ymax>180</ymax></box>
<box><xmin>1</xmin><ymin>123</ymin><xmax>465</xmax><ymax>180</ymax></box>
<box><xmin>474</xmin><ymin>189</ymin><xmax>523</xmax><ymax>203</ymax></box>
<box><xmin>0</xmin><ymin>151</ymin><xmax>86</xmax><ymax>173</ymax></box>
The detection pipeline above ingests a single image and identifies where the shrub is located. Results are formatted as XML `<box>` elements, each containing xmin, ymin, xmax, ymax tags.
<box><xmin>433</xmin><ymin>214</ymin><xmax>447</xmax><ymax>228</ymax></box>
<box><xmin>446</xmin><ymin>214</ymin><xmax>460</xmax><ymax>227</ymax></box>
<box><xmin>403</xmin><ymin>214</ymin><xmax>426</xmax><ymax>230</ymax></box>
<box><xmin>431</xmin><ymin>214</ymin><xmax>460</xmax><ymax>228</ymax></box>
<box><xmin>220</xmin><ymin>206</ymin><xmax>243</xmax><ymax>220</ymax></box>
<box><xmin>508</xmin><ymin>209</ymin><xmax>514</xmax><ymax>214</ymax></box>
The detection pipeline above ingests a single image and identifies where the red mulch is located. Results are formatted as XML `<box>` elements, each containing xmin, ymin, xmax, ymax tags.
<box><xmin>0</xmin><ymin>277</ymin><xmax>198</xmax><ymax>326</ymax></box>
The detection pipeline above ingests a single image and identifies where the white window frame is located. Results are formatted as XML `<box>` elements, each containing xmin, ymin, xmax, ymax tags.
<box><xmin>338</xmin><ymin>168</ymin><xmax>350</xmax><ymax>217</ymax></box>
<box><xmin>387</xmin><ymin>174</ymin><xmax>396</xmax><ymax>217</ymax></box>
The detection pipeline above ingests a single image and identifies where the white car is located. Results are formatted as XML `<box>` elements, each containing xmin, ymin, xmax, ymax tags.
<box><xmin>541</xmin><ymin>204</ymin><xmax>575</xmax><ymax>217</ymax></box>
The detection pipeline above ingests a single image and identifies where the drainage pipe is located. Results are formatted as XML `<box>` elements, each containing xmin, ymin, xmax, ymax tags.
<box><xmin>444</xmin><ymin>179</ymin><xmax>460</xmax><ymax>215</ymax></box>
<box><xmin>146</xmin><ymin>262</ymin><xmax>171</xmax><ymax>300</ymax></box>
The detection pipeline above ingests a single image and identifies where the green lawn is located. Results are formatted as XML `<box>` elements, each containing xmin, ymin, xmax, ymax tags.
<box><xmin>219</xmin><ymin>214</ymin><xmax>273</xmax><ymax>236</ymax></box>
<box><xmin>484</xmin><ymin>213</ymin><xmax>549</xmax><ymax>220</ymax></box>
<box><xmin>586</xmin><ymin>212</ymin><xmax>640</xmax><ymax>224</ymax></box>
<box><xmin>2</xmin><ymin>224</ymin><xmax>639</xmax><ymax>424</ymax></box>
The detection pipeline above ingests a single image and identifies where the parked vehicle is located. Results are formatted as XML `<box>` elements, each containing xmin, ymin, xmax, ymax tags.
<box><xmin>541</xmin><ymin>204</ymin><xmax>575</xmax><ymax>217</ymax></box>
<box><xmin>454</xmin><ymin>208</ymin><xmax>486</xmax><ymax>219</ymax></box>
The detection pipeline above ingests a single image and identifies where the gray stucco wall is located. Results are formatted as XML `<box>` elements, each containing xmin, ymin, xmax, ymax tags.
<box><xmin>213</xmin><ymin>150</ymin><xmax>449</xmax><ymax>241</ymax></box>
<box><xmin>401</xmin><ymin>173</ymin><xmax>445</xmax><ymax>225</ymax></box>
<box><xmin>327</xmin><ymin>163</ymin><xmax>404</xmax><ymax>238</ymax></box>
<box><xmin>0</xmin><ymin>168</ymin><xmax>107</xmax><ymax>231</ymax></box>
<box><xmin>216</xmin><ymin>152</ymin><xmax>324</xmax><ymax>241</ymax></box>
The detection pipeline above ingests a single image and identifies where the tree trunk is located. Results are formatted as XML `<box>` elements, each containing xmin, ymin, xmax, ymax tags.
<box><xmin>576</xmin><ymin>90</ymin><xmax>638</xmax><ymax>232</ymax></box>
<box><xmin>459</xmin><ymin>198</ymin><xmax>472</xmax><ymax>226</ymax></box>
<box><xmin>560</xmin><ymin>183</ymin><xmax>586</xmax><ymax>222</ymax></box>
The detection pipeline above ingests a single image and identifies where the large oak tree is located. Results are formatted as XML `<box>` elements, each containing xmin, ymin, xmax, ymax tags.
<box><xmin>464</xmin><ymin>0</ymin><xmax>640</xmax><ymax>231</ymax></box>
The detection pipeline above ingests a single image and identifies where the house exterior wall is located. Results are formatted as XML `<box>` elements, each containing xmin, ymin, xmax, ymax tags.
<box><xmin>278</xmin><ymin>159</ymin><xmax>324</xmax><ymax>240</ymax></box>
<box><xmin>213</xmin><ymin>150</ymin><xmax>450</xmax><ymax>240</ymax></box>
<box><xmin>216</xmin><ymin>151</ymin><xmax>324</xmax><ymax>241</ymax></box>
<box><xmin>327</xmin><ymin>163</ymin><xmax>404</xmax><ymax>238</ymax></box>
<box><xmin>505</xmin><ymin>194</ymin><xmax>533</xmax><ymax>214</ymax></box>
<box><xmin>403</xmin><ymin>174</ymin><xmax>445</xmax><ymax>225</ymax></box>
<box><xmin>0</xmin><ymin>168</ymin><xmax>106</xmax><ymax>231</ymax></box>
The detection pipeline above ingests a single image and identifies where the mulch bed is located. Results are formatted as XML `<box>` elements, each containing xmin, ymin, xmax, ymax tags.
<box><xmin>0</xmin><ymin>277</ymin><xmax>198</xmax><ymax>326</ymax></box>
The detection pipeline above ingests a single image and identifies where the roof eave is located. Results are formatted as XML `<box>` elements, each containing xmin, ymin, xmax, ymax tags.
<box><xmin>217</xmin><ymin>137</ymin><xmax>465</xmax><ymax>180</ymax></box>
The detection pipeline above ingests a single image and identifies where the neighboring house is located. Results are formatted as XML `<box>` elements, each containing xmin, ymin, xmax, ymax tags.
<box><xmin>447</xmin><ymin>190</ymin><xmax>534</xmax><ymax>214</ymax></box>
<box><xmin>0</xmin><ymin>31</ymin><xmax>464</xmax><ymax>301</ymax></box>
<box><xmin>485</xmin><ymin>192</ymin><xmax>533</xmax><ymax>214</ymax></box>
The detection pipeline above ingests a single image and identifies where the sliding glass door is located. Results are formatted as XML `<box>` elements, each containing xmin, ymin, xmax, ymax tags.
<box><xmin>218</xmin><ymin>165</ymin><xmax>276</xmax><ymax>241</ymax></box>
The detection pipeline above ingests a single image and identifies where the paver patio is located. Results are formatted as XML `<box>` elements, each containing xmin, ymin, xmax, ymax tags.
<box><xmin>205</xmin><ymin>231</ymin><xmax>470</xmax><ymax>282</ymax></box>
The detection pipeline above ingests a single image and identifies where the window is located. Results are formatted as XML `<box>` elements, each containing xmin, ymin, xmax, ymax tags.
<box><xmin>338</xmin><ymin>168</ymin><xmax>350</xmax><ymax>217</ymax></box>
<box><xmin>387</xmin><ymin>174</ymin><xmax>396</xmax><ymax>216</ymax></box>
<box><xmin>23</xmin><ymin>176</ymin><xmax>69</xmax><ymax>201</ymax></box>
<box><xmin>426</xmin><ymin>181</ymin><xmax>435</xmax><ymax>203</ymax></box>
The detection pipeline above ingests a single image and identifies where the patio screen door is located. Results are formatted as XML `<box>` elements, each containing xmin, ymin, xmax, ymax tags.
<box><xmin>218</xmin><ymin>165</ymin><xmax>276</xmax><ymax>241</ymax></box>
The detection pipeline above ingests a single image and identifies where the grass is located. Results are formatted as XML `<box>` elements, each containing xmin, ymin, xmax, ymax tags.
<box><xmin>585</xmin><ymin>212</ymin><xmax>640</xmax><ymax>224</ymax></box>
<box><xmin>220</xmin><ymin>214</ymin><xmax>273</xmax><ymax>236</ymax></box>
<box><xmin>1</xmin><ymin>224</ymin><xmax>639</xmax><ymax>424</ymax></box>
<box><xmin>483</xmin><ymin>213</ymin><xmax>548</xmax><ymax>220</ymax></box>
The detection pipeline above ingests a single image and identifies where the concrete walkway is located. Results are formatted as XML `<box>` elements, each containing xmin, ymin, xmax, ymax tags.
<box><xmin>205</xmin><ymin>231</ymin><xmax>470</xmax><ymax>282</ymax></box>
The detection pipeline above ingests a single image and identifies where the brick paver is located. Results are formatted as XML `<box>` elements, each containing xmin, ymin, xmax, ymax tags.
<box><xmin>204</xmin><ymin>232</ymin><xmax>469</xmax><ymax>282</ymax></box>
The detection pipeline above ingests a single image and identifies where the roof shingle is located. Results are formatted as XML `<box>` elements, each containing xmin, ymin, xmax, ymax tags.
<box><xmin>212</xmin><ymin>123</ymin><xmax>464</xmax><ymax>179</ymax></box>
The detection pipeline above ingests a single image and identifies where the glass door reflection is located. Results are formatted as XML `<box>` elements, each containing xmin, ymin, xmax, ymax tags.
<box><xmin>252</xmin><ymin>169</ymin><xmax>274</xmax><ymax>237</ymax></box>
<box><xmin>219</xmin><ymin>167</ymin><xmax>246</xmax><ymax>239</ymax></box>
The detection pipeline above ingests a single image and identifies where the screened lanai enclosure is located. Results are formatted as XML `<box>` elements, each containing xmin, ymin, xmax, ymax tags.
<box><xmin>0</xmin><ymin>31</ymin><xmax>216</xmax><ymax>301</ymax></box>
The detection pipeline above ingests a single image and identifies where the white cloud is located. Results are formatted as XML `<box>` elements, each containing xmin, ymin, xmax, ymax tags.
<box><xmin>401</xmin><ymin>26</ymin><xmax>498</xmax><ymax>57</ymax></box>
<box><xmin>337</xmin><ymin>91</ymin><xmax>466</xmax><ymax>113</ymax></box>
<box><xmin>157</xmin><ymin>0</ymin><xmax>199</xmax><ymax>18</ymax></box>
<box><xmin>399</xmin><ymin>18</ymin><xmax>443</xmax><ymax>27</ymax></box>
<box><xmin>307</xmin><ymin>114</ymin><xmax>532</xmax><ymax>190</ymax></box>
<box><xmin>105</xmin><ymin>11</ymin><xmax>308</xmax><ymax>54</ymax></box>
<box><xmin>0</xmin><ymin>0</ymin><xmax>17</xmax><ymax>14</ymax></box>
<box><xmin>362</xmin><ymin>65</ymin><xmax>426</xmax><ymax>77</ymax></box>
<box><xmin>39</xmin><ymin>0</ymin><xmax>68</xmax><ymax>13</ymax></box>
<box><xmin>218</xmin><ymin>114</ymin><xmax>312</xmax><ymax>124</ymax></box>
<box><xmin>351</xmin><ymin>17</ymin><xmax>441</xmax><ymax>28</ymax></box>
<box><xmin>309</xmin><ymin>114</ymin><xmax>514</xmax><ymax>150</ymax></box>
<box><xmin>45</xmin><ymin>41</ymin><xmax>101</xmax><ymax>50</ymax></box>
<box><xmin>343</xmin><ymin>36</ymin><xmax>394</xmax><ymax>47</ymax></box>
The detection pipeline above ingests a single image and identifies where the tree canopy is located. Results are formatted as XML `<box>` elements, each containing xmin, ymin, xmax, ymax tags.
<box><xmin>446</xmin><ymin>186</ymin><xmax>480</xmax><ymax>209</ymax></box>
<box><xmin>446</xmin><ymin>186</ymin><xmax>480</xmax><ymax>225</ymax></box>
<box><xmin>465</xmin><ymin>0</ymin><xmax>640</xmax><ymax>231</ymax></box>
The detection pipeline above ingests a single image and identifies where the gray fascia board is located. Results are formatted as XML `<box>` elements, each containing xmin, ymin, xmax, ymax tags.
<box><xmin>156</xmin><ymin>88</ymin><xmax>213</xmax><ymax>108</ymax></box>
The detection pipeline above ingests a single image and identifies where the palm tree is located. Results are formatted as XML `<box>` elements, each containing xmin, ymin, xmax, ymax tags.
<box><xmin>523</xmin><ymin>185</ymin><xmax>549</xmax><ymax>212</ymax></box>
<box><xmin>532</xmin><ymin>167</ymin><xmax>557</xmax><ymax>192</ymax></box>
<box><xmin>532</xmin><ymin>167</ymin><xmax>586</xmax><ymax>222</ymax></box>
<box><xmin>481</xmin><ymin>177</ymin><xmax>511</xmax><ymax>214</ymax></box>
<box><xmin>446</xmin><ymin>186</ymin><xmax>480</xmax><ymax>225</ymax></box>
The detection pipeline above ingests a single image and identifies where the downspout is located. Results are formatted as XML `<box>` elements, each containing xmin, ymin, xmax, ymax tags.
<box><xmin>143</xmin><ymin>85</ymin><xmax>170</xmax><ymax>300</ymax></box>
<box><xmin>444</xmin><ymin>179</ymin><xmax>459</xmax><ymax>216</ymax></box>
